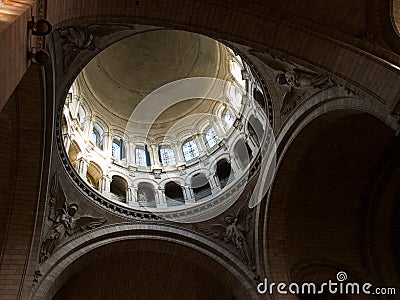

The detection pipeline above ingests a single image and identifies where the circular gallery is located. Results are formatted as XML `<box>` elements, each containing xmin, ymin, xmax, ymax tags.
<box><xmin>60</xmin><ymin>29</ymin><xmax>270</xmax><ymax>222</ymax></box>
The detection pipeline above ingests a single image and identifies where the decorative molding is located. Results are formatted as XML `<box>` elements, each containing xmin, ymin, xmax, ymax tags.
<box><xmin>56</xmin><ymin>24</ymin><xmax>136</xmax><ymax>73</ymax></box>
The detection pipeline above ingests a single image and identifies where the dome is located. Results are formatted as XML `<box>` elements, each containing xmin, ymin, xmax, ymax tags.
<box><xmin>62</xmin><ymin>29</ymin><xmax>270</xmax><ymax>222</ymax></box>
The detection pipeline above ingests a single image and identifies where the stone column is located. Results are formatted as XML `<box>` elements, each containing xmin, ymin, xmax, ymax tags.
<box><xmin>83</xmin><ymin>116</ymin><xmax>93</xmax><ymax>138</ymax></box>
<box><xmin>246</xmin><ymin>134</ymin><xmax>257</xmax><ymax>152</ymax></box>
<box><xmin>103</xmin><ymin>131</ymin><xmax>112</xmax><ymax>156</ymax></box>
<box><xmin>128</xmin><ymin>141</ymin><xmax>135</xmax><ymax>166</ymax></box>
<box><xmin>173</xmin><ymin>142</ymin><xmax>185</xmax><ymax>165</ymax></box>
<box><xmin>77</xmin><ymin>157</ymin><xmax>88</xmax><ymax>177</ymax></box>
<box><xmin>63</xmin><ymin>134</ymin><xmax>71</xmax><ymax>153</ymax></box>
<box><xmin>150</xmin><ymin>144</ymin><xmax>161</xmax><ymax>168</ymax></box>
<box><xmin>156</xmin><ymin>188</ymin><xmax>167</xmax><ymax>208</ymax></box>
<box><xmin>194</xmin><ymin>134</ymin><xmax>206</xmax><ymax>156</ymax></box>
<box><xmin>129</xmin><ymin>187</ymin><xmax>139</xmax><ymax>207</ymax></box>
<box><xmin>213</xmin><ymin>121</ymin><xmax>225</xmax><ymax>139</ymax></box>
<box><xmin>99</xmin><ymin>175</ymin><xmax>110</xmax><ymax>193</ymax></box>
<box><xmin>231</xmin><ymin>154</ymin><xmax>242</xmax><ymax>171</ymax></box>
<box><xmin>184</xmin><ymin>185</ymin><xmax>195</xmax><ymax>203</ymax></box>
<box><xmin>209</xmin><ymin>172</ymin><xmax>221</xmax><ymax>194</ymax></box>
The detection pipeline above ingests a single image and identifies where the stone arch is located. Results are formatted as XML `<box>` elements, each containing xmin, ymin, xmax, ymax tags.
<box><xmin>137</xmin><ymin>182</ymin><xmax>156</xmax><ymax>207</ymax></box>
<box><xmin>233</xmin><ymin>138</ymin><xmax>251</xmax><ymax>169</ymax></box>
<box><xmin>215</xmin><ymin>158</ymin><xmax>232</xmax><ymax>189</ymax></box>
<box><xmin>32</xmin><ymin>225</ymin><xmax>257</xmax><ymax>300</ymax></box>
<box><xmin>164</xmin><ymin>181</ymin><xmax>185</xmax><ymax>206</ymax></box>
<box><xmin>67</xmin><ymin>140</ymin><xmax>81</xmax><ymax>170</ymax></box>
<box><xmin>262</xmin><ymin>109</ymin><xmax>399</xmax><ymax>291</ymax></box>
<box><xmin>86</xmin><ymin>161</ymin><xmax>103</xmax><ymax>191</ymax></box>
<box><xmin>190</xmin><ymin>173</ymin><xmax>212</xmax><ymax>201</ymax></box>
<box><xmin>110</xmin><ymin>175</ymin><xmax>128</xmax><ymax>203</ymax></box>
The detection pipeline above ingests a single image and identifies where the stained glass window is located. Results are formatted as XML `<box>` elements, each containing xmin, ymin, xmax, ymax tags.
<box><xmin>135</xmin><ymin>146</ymin><xmax>147</xmax><ymax>166</ymax></box>
<box><xmin>224</xmin><ymin>110</ymin><xmax>235</xmax><ymax>127</ymax></box>
<box><xmin>112</xmin><ymin>138</ymin><xmax>122</xmax><ymax>159</ymax></box>
<box><xmin>182</xmin><ymin>140</ymin><xmax>199</xmax><ymax>161</ymax></box>
<box><xmin>205</xmin><ymin>127</ymin><xmax>218</xmax><ymax>148</ymax></box>
<box><xmin>160</xmin><ymin>147</ymin><xmax>176</xmax><ymax>166</ymax></box>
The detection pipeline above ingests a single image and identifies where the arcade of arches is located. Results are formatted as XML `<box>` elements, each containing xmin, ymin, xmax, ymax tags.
<box><xmin>0</xmin><ymin>1</ymin><xmax>400</xmax><ymax>299</ymax></box>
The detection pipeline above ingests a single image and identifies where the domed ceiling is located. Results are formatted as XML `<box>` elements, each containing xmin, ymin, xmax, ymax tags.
<box><xmin>80</xmin><ymin>30</ymin><xmax>230</xmax><ymax>131</ymax></box>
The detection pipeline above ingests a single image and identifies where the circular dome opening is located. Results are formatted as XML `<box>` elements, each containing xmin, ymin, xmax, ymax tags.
<box><xmin>60</xmin><ymin>29</ymin><xmax>272</xmax><ymax>222</ymax></box>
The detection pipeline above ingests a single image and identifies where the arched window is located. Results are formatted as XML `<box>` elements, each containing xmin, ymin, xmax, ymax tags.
<box><xmin>110</xmin><ymin>176</ymin><xmax>127</xmax><ymax>203</ymax></box>
<box><xmin>112</xmin><ymin>138</ymin><xmax>124</xmax><ymax>160</ymax></box>
<box><xmin>165</xmin><ymin>181</ymin><xmax>184</xmax><ymax>206</ymax></box>
<box><xmin>205</xmin><ymin>127</ymin><xmax>218</xmax><ymax>148</ymax></box>
<box><xmin>159</xmin><ymin>146</ymin><xmax>176</xmax><ymax>166</ymax></box>
<box><xmin>135</xmin><ymin>145</ymin><xmax>150</xmax><ymax>167</ymax></box>
<box><xmin>137</xmin><ymin>182</ymin><xmax>156</xmax><ymax>208</ymax></box>
<box><xmin>91</xmin><ymin>123</ymin><xmax>104</xmax><ymax>150</ymax></box>
<box><xmin>224</xmin><ymin>110</ymin><xmax>235</xmax><ymax>127</ymax></box>
<box><xmin>191</xmin><ymin>173</ymin><xmax>212</xmax><ymax>201</ymax></box>
<box><xmin>182</xmin><ymin>139</ymin><xmax>199</xmax><ymax>161</ymax></box>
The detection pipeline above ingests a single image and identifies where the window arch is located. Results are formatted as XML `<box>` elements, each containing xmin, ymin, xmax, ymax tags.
<box><xmin>110</xmin><ymin>175</ymin><xmax>128</xmax><ymax>202</ymax></box>
<box><xmin>86</xmin><ymin>161</ymin><xmax>103</xmax><ymax>191</ymax></box>
<box><xmin>68</xmin><ymin>141</ymin><xmax>81</xmax><ymax>170</ymax></box>
<box><xmin>135</xmin><ymin>145</ymin><xmax>150</xmax><ymax>167</ymax></box>
<box><xmin>165</xmin><ymin>181</ymin><xmax>184</xmax><ymax>206</ymax></box>
<box><xmin>112</xmin><ymin>137</ymin><xmax>125</xmax><ymax>160</ymax></box>
<box><xmin>137</xmin><ymin>182</ymin><xmax>156</xmax><ymax>207</ymax></box>
<box><xmin>191</xmin><ymin>173</ymin><xmax>211</xmax><ymax>201</ymax></box>
<box><xmin>182</xmin><ymin>139</ymin><xmax>199</xmax><ymax>161</ymax></box>
<box><xmin>91</xmin><ymin>123</ymin><xmax>104</xmax><ymax>150</ymax></box>
<box><xmin>216</xmin><ymin>158</ymin><xmax>232</xmax><ymax>188</ymax></box>
<box><xmin>234</xmin><ymin>139</ymin><xmax>251</xmax><ymax>169</ymax></box>
<box><xmin>205</xmin><ymin>127</ymin><xmax>218</xmax><ymax>148</ymax></box>
<box><xmin>224</xmin><ymin>109</ymin><xmax>235</xmax><ymax>128</ymax></box>
<box><xmin>159</xmin><ymin>146</ymin><xmax>176</xmax><ymax>166</ymax></box>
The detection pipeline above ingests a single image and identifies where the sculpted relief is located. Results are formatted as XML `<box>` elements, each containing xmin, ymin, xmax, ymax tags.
<box><xmin>249</xmin><ymin>49</ymin><xmax>333</xmax><ymax>114</ymax></box>
<box><xmin>39</xmin><ymin>174</ymin><xmax>107</xmax><ymax>263</ymax></box>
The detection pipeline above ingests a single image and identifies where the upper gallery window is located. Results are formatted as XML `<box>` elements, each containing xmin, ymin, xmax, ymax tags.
<box><xmin>135</xmin><ymin>145</ymin><xmax>148</xmax><ymax>167</ymax></box>
<box><xmin>182</xmin><ymin>140</ymin><xmax>200</xmax><ymax>161</ymax></box>
<box><xmin>159</xmin><ymin>147</ymin><xmax>176</xmax><ymax>166</ymax></box>
<box><xmin>205</xmin><ymin>127</ymin><xmax>218</xmax><ymax>148</ymax></box>
<box><xmin>91</xmin><ymin>123</ymin><xmax>104</xmax><ymax>150</ymax></box>
<box><xmin>112</xmin><ymin>138</ymin><xmax>124</xmax><ymax>160</ymax></box>
<box><xmin>224</xmin><ymin>110</ymin><xmax>235</xmax><ymax>127</ymax></box>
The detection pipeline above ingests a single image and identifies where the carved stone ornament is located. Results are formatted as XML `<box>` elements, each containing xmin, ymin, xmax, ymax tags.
<box><xmin>248</xmin><ymin>49</ymin><xmax>334</xmax><ymax>115</ymax></box>
<box><xmin>58</xmin><ymin>24</ymin><xmax>135</xmax><ymax>73</ymax></box>
<box><xmin>195</xmin><ymin>193</ymin><xmax>254</xmax><ymax>268</ymax></box>
<box><xmin>39</xmin><ymin>174</ymin><xmax>108</xmax><ymax>263</ymax></box>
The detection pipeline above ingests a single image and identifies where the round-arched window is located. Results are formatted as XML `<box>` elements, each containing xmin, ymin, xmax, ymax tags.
<box><xmin>182</xmin><ymin>140</ymin><xmax>200</xmax><ymax>161</ymax></box>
